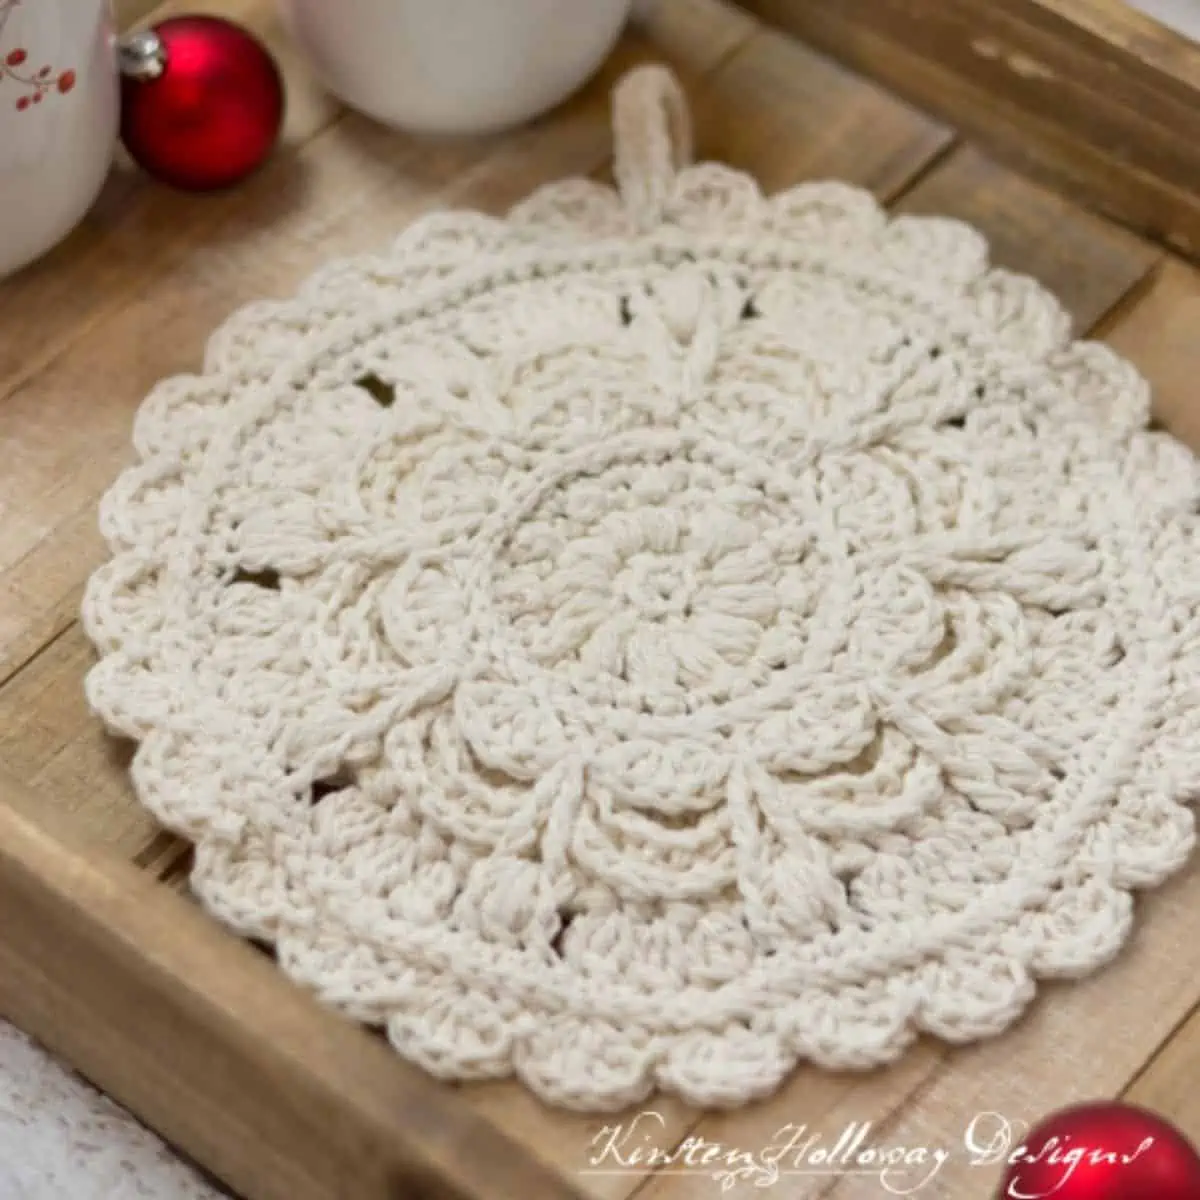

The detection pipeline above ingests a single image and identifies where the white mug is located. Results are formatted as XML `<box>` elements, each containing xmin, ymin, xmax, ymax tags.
<box><xmin>0</xmin><ymin>0</ymin><xmax>118</xmax><ymax>278</ymax></box>
<box><xmin>278</xmin><ymin>0</ymin><xmax>633</xmax><ymax>136</ymax></box>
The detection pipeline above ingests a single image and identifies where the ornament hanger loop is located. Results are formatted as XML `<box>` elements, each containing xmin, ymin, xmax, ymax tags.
<box><xmin>612</xmin><ymin>64</ymin><xmax>693</xmax><ymax>228</ymax></box>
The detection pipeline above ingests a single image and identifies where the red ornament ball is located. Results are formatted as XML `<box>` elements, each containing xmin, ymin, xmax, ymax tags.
<box><xmin>996</xmin><ymin>1102</ymin><xmax>1200</xmax><ymax>1200</ymax></box>
<box><xmin>120</xmin><ymin>16</ymin><xmax>284</xmax><ymax>192</ymax></box>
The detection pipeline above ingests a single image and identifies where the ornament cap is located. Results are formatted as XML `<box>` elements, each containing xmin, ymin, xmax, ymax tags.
<box><xmin>118</xmin><ymin>29</ymin><xmax>167</xmax><ymax>82</ymax></box>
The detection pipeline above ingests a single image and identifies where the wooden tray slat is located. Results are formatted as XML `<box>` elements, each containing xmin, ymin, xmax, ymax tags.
<box><xmin>738</xmin><ymin>0</ymin><xmax>1200</xmax><ymax>260</ymax></box>
<box><xmin>1106</xmin><ymin>258</ymin><xmax>1200</xmax><ymax>446</ymax></box>
<box><xmin>690</xmin><ymin>22</ymin><xmax>952</xmax><ymax>198</ymax></box>
<box><xmin>893</xmin><ymin>144</ymin><xmax>1160</xmax><ymax>331</ymax></box>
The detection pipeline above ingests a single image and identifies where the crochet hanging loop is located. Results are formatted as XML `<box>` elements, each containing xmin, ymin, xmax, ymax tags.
<box><xmin>611</xmin><ymin>64</ymin><xmax>693</xmax><ymax>228</ymax></box>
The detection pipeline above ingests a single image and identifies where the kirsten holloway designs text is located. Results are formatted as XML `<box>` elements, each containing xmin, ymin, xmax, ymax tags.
<box><xmin>585</xmin><ymin>1111</ymin><xmax>950</xmax><ymax>1193</ymax></box>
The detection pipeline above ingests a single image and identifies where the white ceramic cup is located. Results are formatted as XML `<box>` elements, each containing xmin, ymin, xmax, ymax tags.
<box><xmin>0</xmin><ymin>0</ymin><xmax>118</xmax><ymax>279</ymax></box>
<box><xmin>278</xmin><ymin>0</ymin><xmax>633</xmax><ymax>136</ymax></box>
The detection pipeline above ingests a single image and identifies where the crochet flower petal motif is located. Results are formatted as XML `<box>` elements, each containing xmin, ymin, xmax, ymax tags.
<box><xmin>83</xmin><ymin>65</ymin><xmax>1200</xmax><ymax>1112</ymax></box>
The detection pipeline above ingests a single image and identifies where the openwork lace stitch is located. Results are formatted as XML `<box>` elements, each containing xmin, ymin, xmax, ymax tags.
<box><xmin>83</xmin><ymin>65</ymin><xmax>1200</xmax><ymax>1113</ymax></box>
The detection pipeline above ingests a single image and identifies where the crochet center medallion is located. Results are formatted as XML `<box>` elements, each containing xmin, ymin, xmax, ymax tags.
<box><xmin>84</xmin><ymin>67</ymin><xmax>1200</xmax><ymax>1112</ymax></box>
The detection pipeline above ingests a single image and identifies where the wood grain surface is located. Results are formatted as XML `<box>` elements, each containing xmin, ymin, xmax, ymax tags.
<box><xmin>738</xmin><ymin>0</ymin><xmax>1200</xmax><ymax>260</ymax></box>
<box><xmin>2</xmin><ymin>1</ymin><xmax>1200</xmax><ymax>1198</ymax></box>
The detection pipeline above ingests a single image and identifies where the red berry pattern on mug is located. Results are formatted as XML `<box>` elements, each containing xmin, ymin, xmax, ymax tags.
<box><xmin>0</xmin><ymin>0</ymin><xmax>78</xmax><ymax>112</ymax></box>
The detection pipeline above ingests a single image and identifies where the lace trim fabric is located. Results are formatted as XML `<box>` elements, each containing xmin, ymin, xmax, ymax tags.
<box><xmin>83</xmin><ymin>66</ymin><xmax>1200</xmax><ymax>1112</ymax></box>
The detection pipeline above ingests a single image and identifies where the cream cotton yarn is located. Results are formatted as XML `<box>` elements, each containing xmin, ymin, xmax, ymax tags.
<box><xmin>83</xmin><ymin>64</ymin><xmax>1200</xmax><ymax>1113</ymax></box>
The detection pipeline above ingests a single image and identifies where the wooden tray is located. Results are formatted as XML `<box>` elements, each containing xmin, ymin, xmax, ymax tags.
<box><xmin>3</xmin><ymin>2</ymin><xmax>1200</xmax><ymax>1197</ymax></box>
<box><xmin>740</xmin><ymin>0</ymin><xmax>1200</xmax><ymax>261</ymax></box>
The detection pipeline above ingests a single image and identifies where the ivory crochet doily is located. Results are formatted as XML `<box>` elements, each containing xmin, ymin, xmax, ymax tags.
<box><xmin>83</xmin><ymin>66</ymin><xmax>1200</xmax><ymax>1112</ymax></box>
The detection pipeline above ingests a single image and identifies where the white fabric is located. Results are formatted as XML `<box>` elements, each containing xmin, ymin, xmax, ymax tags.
<box><xmin>82</xmin><ymin>65</ymin><xmax>1200</xmax><ymax>1113</ymax></box>
<box><xmin>1126</xmin><ymin>0</ymin><xmax>1200</xmax><ymax>41</ymax></box>
<box><xmin>0</xmin><ymin>1022</ymin><xmax>220</xmax><ymax>1198</ymax></box>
